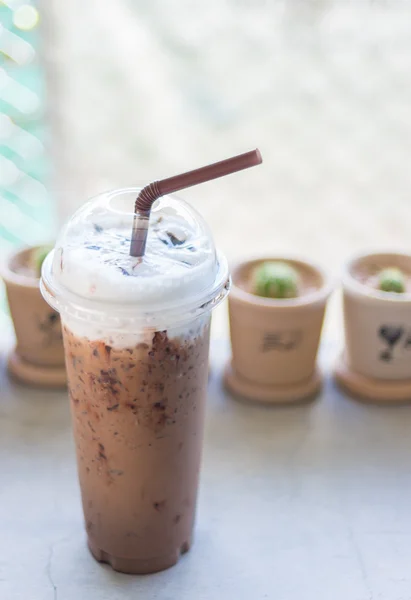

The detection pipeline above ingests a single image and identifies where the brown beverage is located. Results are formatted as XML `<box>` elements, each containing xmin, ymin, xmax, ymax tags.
<box><xmin>41</xmin><ymin>188</ymin><xmax>229</xmax><ymax>573</ymax></box>
<box><xmin>64</xmin><ymin>320</ymin><xmax>210</xmax><ymax>574</ymax></box>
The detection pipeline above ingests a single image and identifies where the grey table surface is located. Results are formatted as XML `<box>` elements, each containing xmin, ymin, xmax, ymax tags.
<box><xmin>2</xmin><ymin>330</ymin><xmax>411</xmax><ymax>600</ymax></box>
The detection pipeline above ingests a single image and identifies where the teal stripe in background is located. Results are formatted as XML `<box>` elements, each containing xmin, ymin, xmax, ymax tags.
<box><xmin>0</xmin><ymin>1</ymin><xmax>55</xmax><ymax>328</ymax></box>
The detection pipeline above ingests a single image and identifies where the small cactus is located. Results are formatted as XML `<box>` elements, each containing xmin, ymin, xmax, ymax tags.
<box><xmin>253</xmin><ymin>261</ymin><xmax>300</xmax><ymax>299</ymax></box>
<box><xmin>33</xmin><ymin>244</ymin><xmax>53</xmax><ymax>277</ymax></box>
<box><xmin>378</xmin><ymin>267</ymin><xmax>406</xmax><ymax>294</ymax></box>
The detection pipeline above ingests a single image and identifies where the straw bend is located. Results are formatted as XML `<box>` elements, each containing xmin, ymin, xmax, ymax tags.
<box><xmin>130</xmin><ymin>148</ymin><xmax>262</xmax><ymax>258</ymax></box>
<box><xmin>135</xmin><ymin>181</ymin><xmax>162</xmax><ymax>213</ymax></box>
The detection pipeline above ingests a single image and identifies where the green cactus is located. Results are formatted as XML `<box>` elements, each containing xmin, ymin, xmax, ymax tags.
<box><xmin>33</xmin><ymin>244</ymin><xmax>53</xmax><ymax>277</ymax></box>
<box><xmin>253</xmin><ymin>261</ymin><xmax>300</xmax><ymax>299</ymax></box>
<box><xmin>378</xmin><ymin>267</ymin><xmax>406</xmax><ymax>294</ymax></box>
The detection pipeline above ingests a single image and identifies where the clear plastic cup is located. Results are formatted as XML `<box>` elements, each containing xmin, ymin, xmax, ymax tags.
<box><xmin>41</xmin><ymin>188</ymin><xmax>229</xmax><ymax>574</ymax></box>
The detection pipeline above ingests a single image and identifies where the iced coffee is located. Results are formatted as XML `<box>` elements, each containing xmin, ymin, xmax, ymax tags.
<box><xmin>41</xmin><ymin>188</ymin><xmax>229</xmax><ymax>573</ymax></box>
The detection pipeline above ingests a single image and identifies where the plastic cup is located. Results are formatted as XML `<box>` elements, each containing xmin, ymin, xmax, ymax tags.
<box><xmin>41</xmin><ymin>188</ymin><xmax>229</xmax><ymax>574</ymax></box>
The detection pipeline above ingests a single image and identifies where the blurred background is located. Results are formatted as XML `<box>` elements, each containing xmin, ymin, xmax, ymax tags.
<box><xmin>2</xmin><ymin>0</ymin><xmax>411</xmax><ymax>334</ymax></box>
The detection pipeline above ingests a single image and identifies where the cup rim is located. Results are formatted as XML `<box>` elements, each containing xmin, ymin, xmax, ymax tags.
<box><xmin>41</xmin><ymin>249</ymin><xmax>230</xmax><ymax>328</ymax></box>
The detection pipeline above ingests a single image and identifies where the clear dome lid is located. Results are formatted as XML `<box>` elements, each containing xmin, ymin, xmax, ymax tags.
<box><xmin>41</xmin><ymin>188</ymin><xmax>229</xmax><ymax>326</ymax></box>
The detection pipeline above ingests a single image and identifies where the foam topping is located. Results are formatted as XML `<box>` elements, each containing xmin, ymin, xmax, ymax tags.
<box><xmin>49</xmin><ymin>189</ymin><xmax>218</xmax><ymax>307</ymax></box>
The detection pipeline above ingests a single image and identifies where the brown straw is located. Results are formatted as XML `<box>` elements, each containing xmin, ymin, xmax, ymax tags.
<box><xmin>130</xmin><ymin>148</ymin><xmax>262</xmax><ymax>257</ymax></box>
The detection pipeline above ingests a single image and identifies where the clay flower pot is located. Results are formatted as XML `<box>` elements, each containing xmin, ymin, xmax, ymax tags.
<box><xmin>224</xmin><ymin>257</ymin><xmax>332</xmax><ymax>403</ymax></box>
<box><xmin>1</xmin><ymin>246</ymin><xmax>66</xmax><ymax>387</ymax></box>
<box><xmin>335</xmin><ymin>252</ymin><xmax>411</xmax><ymax>402</ymax></box>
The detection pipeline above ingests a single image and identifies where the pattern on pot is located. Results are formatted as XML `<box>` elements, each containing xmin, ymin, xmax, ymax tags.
<box><xmin>379</xmin><ymin>325</ymin><xmax>411</xmax><ymax>363</ymax></box>
<box><xmin>262</xmin><ymin>330</ymin><xmax>302</xmax><ymax>353</ymax></box>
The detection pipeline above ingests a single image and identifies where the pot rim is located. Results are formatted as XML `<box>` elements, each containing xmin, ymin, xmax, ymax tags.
<box><xmin>229</xmin><ymin>255</ymin><xmax>333</xmax><ymax>308</ymax></box>
<box><xmin>0</xmin><ymin>246</ymin><xmax>41</xmax><ymax>289</ymax></box>
<box><xmin>342</xmin><ymin>250</ymin><xmax>411</xmax><ymax>304</ymax></box>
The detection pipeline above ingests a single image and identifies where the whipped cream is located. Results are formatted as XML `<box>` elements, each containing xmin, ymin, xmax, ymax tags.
<box><xmin>41</xmin><ymin>189</ymin><xmax>229</xmax><ymax>345</ymax></box>
<box><xmin>51</xmin><ymin>191</ymin><xmax>216</xmax><ymax>307</ymax></box>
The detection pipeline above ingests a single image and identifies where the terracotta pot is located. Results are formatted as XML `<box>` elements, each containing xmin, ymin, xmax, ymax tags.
<box><xmin>1</xmin><ymin>246</ymin><xmax>66</xmax><ymax>387</ymax></box>
<box><xmin>224</xmin><ymin>257</ymin><xmax>332</xmax><ymax>403</ymax></box>
<box><xmin>335</xmin><ymin>252</ymin><xmax>411</xmax><ymax>402</ymax></box>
